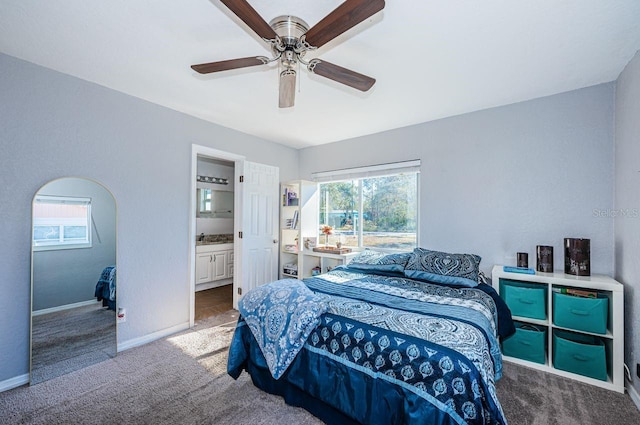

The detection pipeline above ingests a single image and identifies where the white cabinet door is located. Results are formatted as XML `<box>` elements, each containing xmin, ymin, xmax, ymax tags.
<box><xmin>195</xmin><ymin>252</ymin><xmax>213</xmax><ymax>284</ymax></box>
<box><xmin>212</xmin><ymin>251</ymin><xmax>228</xmax><ymax>280</ymax></box>
<box><xmin>228</xmin><ymin>250</ymin><xmax>234</xmax><ymax>277</ymax></box>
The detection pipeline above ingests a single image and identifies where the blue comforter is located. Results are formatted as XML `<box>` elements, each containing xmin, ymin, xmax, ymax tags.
<box><xmin>228</xmin><ymin>268</ymin><xmax>511</xmax><ymax>425</ymax></box>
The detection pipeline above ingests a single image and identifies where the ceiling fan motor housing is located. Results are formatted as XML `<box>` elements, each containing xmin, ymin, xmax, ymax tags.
<box><xmin>269</xmin><ymin>15</ymin><xmax>309</xmax><ymax>48</ymax></box>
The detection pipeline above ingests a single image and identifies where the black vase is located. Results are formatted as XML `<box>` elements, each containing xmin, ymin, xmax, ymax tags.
<box><xmin>516</xmin><ymin>252</ymin><xmax>528</xmax><ymax>268</ymax></box>
<box><xmin>536</xmin><ymin>245</ymin><xmax>554</xmax><ymax>273</ymax></box>
<box><xmin>564</xmin><ymin>238</ymin><xmax>590</xmax><ymax>276</ymax></box>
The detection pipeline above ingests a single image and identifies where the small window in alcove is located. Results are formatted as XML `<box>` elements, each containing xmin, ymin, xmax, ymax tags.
<box><xmin>32</xmin><ymin>195</ymin><xmax>92</xmax><ymax>250</ymax></box>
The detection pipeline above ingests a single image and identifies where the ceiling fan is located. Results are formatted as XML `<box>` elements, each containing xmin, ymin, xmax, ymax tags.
<box><xmin>191</xmin><ymin>0</ymin><xmax>385</xmax><ymax>108</ymax></box>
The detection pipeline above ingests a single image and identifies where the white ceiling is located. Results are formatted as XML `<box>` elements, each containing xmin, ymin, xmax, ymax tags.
<box><xmin>1</xmin><ymin>1</ymin><xmax>639</xmax><ymax>149</ymax></box>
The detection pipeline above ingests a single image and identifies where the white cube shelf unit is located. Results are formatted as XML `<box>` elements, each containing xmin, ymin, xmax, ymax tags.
<box><xmin>491</xmin><ymin>265</ymin><xmax>624</xmax><ymax>393</ymax></box>
<box><xmin>279</xmin><ymin>180</ymin><xmax>319</xmax><ymax>279</ymax></box>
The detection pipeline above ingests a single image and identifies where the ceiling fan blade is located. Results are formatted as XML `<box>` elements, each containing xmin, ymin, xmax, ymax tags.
<box><xmin>220</xmin><ymin>0</ymin><xmax>277</xmax><ymax>40</ymax></box>
<box><xmin>304</xmin><ymin>0</ymin><xmax>385</xmax><ymax>48</ymax></box>
<box><xmin>191</xmin><ymin>56</ymin><xmax>268</xmax><ymax>74</ymax></box>
<box><xmin>309</xmin><ymin>60</ymin><xmax>375</xmax><ymax>92</ymax></box>
<box><xmin>279</xmin><ymin>69</ymin><xmax>296</xmax><ymax>108</ymax></box>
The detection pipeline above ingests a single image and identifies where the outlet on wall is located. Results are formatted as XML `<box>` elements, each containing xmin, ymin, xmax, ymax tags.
<box><xmin>117</xmin><ymin>307</ymin><xmax>126</xmax><ymax>323</ymax></box>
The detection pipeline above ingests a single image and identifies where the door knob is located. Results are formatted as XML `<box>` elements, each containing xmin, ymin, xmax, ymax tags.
<box><xmin>273</xmin><ymin>239</ymin><xmax>278</xmax><ymax>244</ymax></box>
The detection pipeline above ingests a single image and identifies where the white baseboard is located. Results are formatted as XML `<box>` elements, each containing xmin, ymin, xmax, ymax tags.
<box><xmin>627</xmin><ymin>382</ymin><xmax>640</xmax><ymax>412</ymax></box>
<box><xmin>0</xmin><ymin>373</ymin><xmax>29</xmax><ymax>393</ymax></box>
<box><xmin>117</xmin><ymin>322</ymin><xmax>190</xmax><ymax>352</ymax></box>
<box><xmin>195</xmin><ymin>280</ymin><xmax>232</xmax><ymax>292</ymax></box>
<box><xmin>33</xmin><ymin>299</ymin><xmax>100</xmax><ymax>316</ymax></box>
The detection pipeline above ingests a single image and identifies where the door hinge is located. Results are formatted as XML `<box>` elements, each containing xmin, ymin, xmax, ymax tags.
<box><xmin>239</xmin><ymin>175</ymin><xmax>244</xmax><ymax>183</ymax></box>
<box><xmin>238</xmin><ymin>231</ymin><xmax>243</xmax><ymax>239</ymax></box>
<box><xmin>237</xmin><ymin>287</ymin><xmax>242</xmax><ymax>295</ymax></box>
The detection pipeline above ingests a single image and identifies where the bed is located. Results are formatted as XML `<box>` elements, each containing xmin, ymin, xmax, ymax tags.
<box><xmin>228</xmin><ymin>249</ymin><xmax>514</xmax><ymax>425</ymax></box>
<box><xmin>94</xmin><ymin>265</ymin><xmax>116</xmax><ymax>311</ymax></box>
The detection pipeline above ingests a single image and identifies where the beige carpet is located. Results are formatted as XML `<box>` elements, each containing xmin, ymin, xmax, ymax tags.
<box><xmin>1</xmin><ymin>310</ymin><xmax>639</xmax><ymax>425</ymax></box>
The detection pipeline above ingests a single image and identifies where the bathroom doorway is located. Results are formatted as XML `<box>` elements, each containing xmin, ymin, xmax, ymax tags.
<box><xmin>194</xmin><ymin>155</ymin><xmax>235</xmax><ymax>322</ymax></box>
<box><xmin>188</xmin><ymin>145</ymin><xmax>280</xmax><ymax>327</ymax></box>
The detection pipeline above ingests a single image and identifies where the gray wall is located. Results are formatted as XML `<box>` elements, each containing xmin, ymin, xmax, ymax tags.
<box><xmin>33</xmin><ymin>178</ymin><xmax>116</xmax><ymax>310</ymax></box>
<box><xmin>614</xmin><ymin>50</ymin><xmax>640</xmax><ymax>396</ymax></box>
<box><xmin>299</xmin><ymin>83</ymin><xmax>616</xmax><ymax>276</ymax></box>
<box><xmin>0</xmin><ymin>53</ymin><xmax>298</xmax><ymax>383</ymax></box>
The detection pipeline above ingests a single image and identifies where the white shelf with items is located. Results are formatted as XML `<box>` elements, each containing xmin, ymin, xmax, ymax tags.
<box><xmin>491</xmin><ymin>265</ymin><xmax>624</xmax><ymax>393</ymax></box>
<box><xmin>299</xmin><ymin>250</ymin><xmax>359</xmax><ymax>278</ymax></box>
<box><xmin>279</xmin><ymin>180</ymin><xmax>318</xmax><ymax>279</ymax></box>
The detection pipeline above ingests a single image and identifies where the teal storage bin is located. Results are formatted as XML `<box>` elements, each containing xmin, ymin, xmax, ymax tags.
<box><xmin>553</xmin><ymin>330</ymin><xmax>607</xmax><ymax>381</ymax></box>
<box><xmin>553</xmin><ymin>292</ymin><xmax>608</xmax><ymax>334</ymax></box>
<box><xmin>500</xmin><ymin>279</ymin><xmax>547</xmax><ymax>320</ymax></box>
<box><xmin>502</xmin><ymin>322</ymin><xmax>546</xmax><ymax>364</ymax></box>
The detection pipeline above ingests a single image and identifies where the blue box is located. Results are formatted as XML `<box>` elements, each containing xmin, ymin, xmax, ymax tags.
<box><xmin>502</xmin><ymin>322</ymin><xmax>546</xmax><ymax>364</ymax></box>
<box><xmin>553</xmin><ymin>292</ymin><xmax>608</xmax><ymax>334</ymax></box>
<box><xmin>553</xmin><ymin>330</ymin><xmax>607</xmax><ymax>381</ymax></box>
<box><xmin>500</xmin><ymin>279</ymin><xmax>547</xmax><ymax>320</ymax></box>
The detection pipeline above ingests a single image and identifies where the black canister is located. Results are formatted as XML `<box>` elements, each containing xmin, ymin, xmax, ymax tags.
<box><xmin>564</xmin><ymin>238</ymin><xmax>590</xmax><ymax>276</ymax></box>
<box><xmin>516</xmin><ymin>252</ymin><xmax>529</xmax><ymax>268</ymax></box>
<box><xmin>536</xmin><ymin>245</ymin><xmax>554</xmax><ymax>272</ymax></box>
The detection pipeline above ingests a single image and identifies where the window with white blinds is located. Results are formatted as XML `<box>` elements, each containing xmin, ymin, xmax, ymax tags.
<box><xmin>33</xmin><ymin>195</ymin><xmax>92</xmax><ymax>250</ymax></box>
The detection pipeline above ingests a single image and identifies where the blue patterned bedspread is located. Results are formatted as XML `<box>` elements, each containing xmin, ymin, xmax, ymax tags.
<box><xmin>229</xmin><ymin>269</ymin><xmax>509</xmax><ymax>425</ymax></box>
<box><xmin>238</xmin><ymin>279</ymin><xmax>327</xmax><ymax>379</ymax></box>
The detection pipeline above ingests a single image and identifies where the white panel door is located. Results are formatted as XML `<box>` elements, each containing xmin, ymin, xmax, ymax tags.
<box><xmin>236</xmin><ymin>161</ymin><xmax>279</xmax><ymax>305</ymax></box>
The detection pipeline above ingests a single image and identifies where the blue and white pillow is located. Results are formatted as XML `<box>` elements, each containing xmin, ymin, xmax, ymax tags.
<box><xmin>347</xmin><ymin>249</ymin><xmax>411</xmax><ymax>275</ymax></box>
<box><xmin>404</xmin><ymin>248</ymin><xmax>481</xmax><ymax>287</ymax></box>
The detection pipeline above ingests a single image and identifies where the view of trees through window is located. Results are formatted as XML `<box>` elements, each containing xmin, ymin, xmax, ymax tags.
<box><xmin>319</xmin><ymin>173</ymin><xmax>418</xmax><ymax>250</ymax></box>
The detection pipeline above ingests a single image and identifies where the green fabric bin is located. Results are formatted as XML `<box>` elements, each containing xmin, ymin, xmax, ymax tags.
<box><xmin>502</xmin><ymin>322</ymin><xmax>546</xmax><ymax>364</ymax></box>
<box><xmin>500</xmin><ymin>279</ymin><xmax>547</xmax><ymax>320</ymax></box>
<box><xmin>553</xmin><ymin>330</ymin><xmax>607</xmax><ymax>381</ymax></box>
<box><xmin>553</xmin><ymin>292</ymin><xmax>608</xmax><ymax>334</ymax></box>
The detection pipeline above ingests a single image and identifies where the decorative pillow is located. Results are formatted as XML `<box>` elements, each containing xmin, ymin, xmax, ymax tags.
<box><xmin>478</xmin><ymin>270</ymin><xmax>490</xmax><ymax>285</ymax></box>
<box><xmin>404</xmin><ymin>248</ymin><xmax>481</xmax><ymax>287</ymax></box>
<box><xmin>347</xmin><ymin>249</ymin><xmax>412</xmax><ymax>274</ymax></box>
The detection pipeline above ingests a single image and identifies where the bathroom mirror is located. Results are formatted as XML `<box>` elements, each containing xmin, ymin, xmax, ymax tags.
<box><xmin>30</xmin><ymin>177</ymin><xmax>117</xmax><ymax>384</ymax></box>
<box><xmin>196</xmin><ymin>189</ymin><xmax>233</xmax><ymax>218</ymax></box>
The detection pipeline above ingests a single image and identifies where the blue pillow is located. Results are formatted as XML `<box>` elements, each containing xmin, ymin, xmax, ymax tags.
<box><xmin>347</xmin><ymin>249</ymin><xmax>411</xmax><ymax>275</ymax></box>
<box><xmin>404</xmin><ymin>248</ymin><xmax>481</xmax><ymax>287</ymax></box>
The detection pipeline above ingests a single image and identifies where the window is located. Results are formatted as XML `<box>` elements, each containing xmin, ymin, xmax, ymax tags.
<box><xmin>33</xmin><ymin>195</ymin><xmax>92</xmax><ymax>250</ymax></box>
<box><xmin>318</xmin><ymin>172</ymin><xmax>418</xmax><ymax>250</ymax></box>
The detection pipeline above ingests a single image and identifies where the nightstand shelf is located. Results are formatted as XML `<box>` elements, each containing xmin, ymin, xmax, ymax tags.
<box><xmin>492</xmin><ymin>265</ymin><xmax>624</xmax><ymax>393</ymax></box>
<box><xmin>299</xmin><ymin>250</ymin><xmax>358</xmax><ymax>277</ymax></box>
